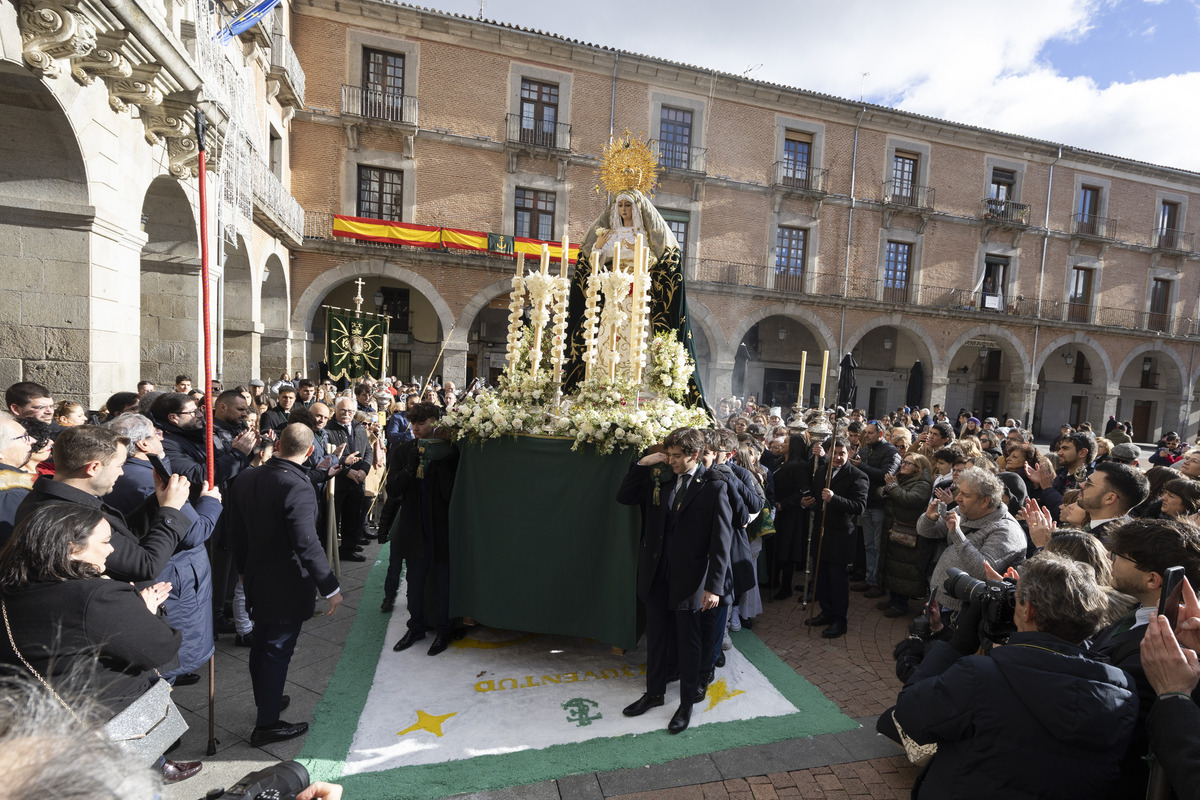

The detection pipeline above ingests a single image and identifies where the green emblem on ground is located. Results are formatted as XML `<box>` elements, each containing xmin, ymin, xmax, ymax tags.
<box><xmin>562</xmin><ymin>697</ymin><xmax>602</xmax><ymax>727</ymax></box>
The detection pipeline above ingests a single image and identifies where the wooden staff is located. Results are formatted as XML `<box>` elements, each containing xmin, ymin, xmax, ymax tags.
<box><xmin>804</xmin><ymin>411</ymin><xmax>838</xmax><ymax>628</ymax></box>
<box><xmin>420</xmin><ymin>325</ymin><xmax>457</xmax><ymax>398</ymax></box>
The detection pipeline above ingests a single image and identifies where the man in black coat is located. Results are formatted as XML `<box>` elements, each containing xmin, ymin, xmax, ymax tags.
<box><xmin>226</xmin><ymin>423</ymin><xmax>341</xmax><ymax>747</ymax></box>
<box><xmin>383</xmin><ymin>403</ymin><xmax>459</xmax><ymax>656</ymax></box>
<box><xmin>151</xmin><ymin>391</ymin><xmax>255</xmax><ymax>498</ymax></box>
<box><xmin>324</xmin><ymin>396</ymin><xmax>373</xmax><ymax>562</ymax></box>
<box><xmin>617</xmin><ymin>427</ymin><xmax>733</xmax><ymax>734</ymax></box>
<box><xmin>850</xmin><ymin>421</ymin><xmax>900</xmax><ymax>597</ymax></box>
<box><xmin>802</xmin><ymin>437</ymin><xmax>868</xmax><ymax>638</ymax></box>
<box><xmin>259</xmin><ymin>386</ymin><xmax>296</xmax><ymax>436</ymax></box>
<box><xmin>14</xmin><ymin>425</ymin><xmax>191</xmax><ymax>583</ymax></box>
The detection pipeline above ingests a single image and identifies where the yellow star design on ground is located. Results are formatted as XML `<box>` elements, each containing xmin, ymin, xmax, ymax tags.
<box><xmin>397</xmin><ymin>709</ymin><xmax>458</xmax><ymax>738</ymax></box>
<box><xmin>703</xmin><ymin>678</ymin><xmax>745</xmax><ymax>712</ymax></box>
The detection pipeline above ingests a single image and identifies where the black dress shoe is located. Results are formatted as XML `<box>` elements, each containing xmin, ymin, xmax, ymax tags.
<box><xmin>821</xmin><ymin>620</ymin><xmax>848</xmax><ymax>639</ymax></box>
<box><xmin>804</xmin><ymin>613</ymin><xmax>834</xmax><ymax>627</ymax></box>
<box><xmin>234</xmin><ymin>632</ymin><xmax>253</xmax><ymax>648</ymax></box>
<box><xmin>174</xmin><ymin>672</ymin><xmax>201</xmax><ymax>687</ymax></box>
<box><xmin>162</xmin><ymin>759</ymin><xmax>202</xmax><ymax>782</ymax></box>
<box><xmin>427</xmin><ymin>632</ymin><xmax>452</xmax><ymax>656</ymax></box>
<box><xmin>622</xmin><ymin>693</ymin><xmax>664</xmax><ymax>717</ymax></box>
<box><xmin>251</xmin><ymin>720</ymin><xmax>308</xmax><ymax>747</ymax></box>
<box><xmin>715</xmin><ymin>652</ymin><xmax>726</xmax><ymax>668</ymax></box>
<box><xmin>392</xmin><ymin>629</ymin><xmax>426</xmax><ymax>652</ymax></box>
<box><xmin>741</xmin><ymin>617</ymin><xmax>755</xmax><ymax>630</ymax></box>
<box><xmin>339</xmin><ymin>551</ymin><xmax>366</xmax><ymax>563</ymax></box>
<box><xmin>380</xmin><ymin>597</ymin><xmax>395</xmax><ymax>613</ymax></box>
<box><xmin>668</xmin><ymin>703</ymin><xmax>693</xmax><ymax>734</ymax></box>
<box><xmin>280</xmin><ymin>695</ymin><xmax>290</xmax><ymax>713</ymax></box>
<box><xmin>702</xmin><ymin>666</ymin><xmax>715</xmax><ymax>686</ymax></box>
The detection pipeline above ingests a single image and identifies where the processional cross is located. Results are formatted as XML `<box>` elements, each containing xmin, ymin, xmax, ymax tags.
<box><xmin>353</xmin><ymin>277</ymin><xmax>366</xmax><ymax>314</ymax></box>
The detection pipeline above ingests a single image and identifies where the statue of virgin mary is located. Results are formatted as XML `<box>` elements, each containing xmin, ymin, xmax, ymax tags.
<box><xmin>563</xmin><ymin>138</ymin><xmax>708</xmax><ymax>408</ymax></box>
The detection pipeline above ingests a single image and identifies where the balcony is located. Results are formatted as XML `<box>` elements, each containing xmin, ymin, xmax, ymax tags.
<box><xmin>883</xmin><ymin>180</ymin><xmax>934</xmax><ymax>209</ymax></box>
<box><xmin>773</xmin><ymin>162</ymin><xmax>828</xmax><ymax>194</ymax></box>
<box><xmin>251</xmin><ymin>160</ymin><xmax>304</xmax><ymax>245</ymax></box>
<box><xmin>653</xmin><ymin>141</ymin><xmax>707</xmax><ymax>173</ymax></box>
<box><xmin>1154</xmin><ymin>227</ymin><xmax>1194</xmax><ymax>253</ymax></box>
<box><xmin>504</xmin><ymin>114</ymin><xmax>571</xmax><ymax>151</ymax></box>
<box><xmin>1072</xmin><ymin>213</ymin><xmax>1118</xmax><ymax>240</ymax></box>
<box><xmin>981</xmin><ymin>198</ymin><xmax>1030</xmax><ymax>226</ymax></box>
<box><xmin>341</xmin><ymin>85</ymin><xmax>418</xmax><ymax>126</ymax></box>
<box><xmin>268</xmin><ymin>32</ymin><xmax>305</xmax><ymax>109</ymax></box>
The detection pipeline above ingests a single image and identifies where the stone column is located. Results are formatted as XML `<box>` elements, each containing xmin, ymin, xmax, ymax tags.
<box><xmin>441</xmin><ymin>344</ymin><xmax>468</xmax><ymax>387</ymax></box>
<box><xmin>928</xmin><ymin>375</ymin><xmax>949</xmax><ymax>414</ymax></box>
<box><xmin>705</xmin><ymin>359</ymin><xmax>735</xmax><ymax>401</ymax></box>
<box><xmin>1012</xmin><ymin>382</ymin><xmax>1038</xmax><ymax>428</ymax></box>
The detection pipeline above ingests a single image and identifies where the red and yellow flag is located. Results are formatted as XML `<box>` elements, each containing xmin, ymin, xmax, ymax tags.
<box><xmin>513</xmin><ymin>237</ymin><xmax>580</xmax><ymax>264</ymax></box>
<box><xmin>332</xmin><ymin>215</ymin><xmax>441</xmax><ymax>248</ymax></box>
<box><xmin>440</xmin><ymin>227</ymin><xmax>489</xmax><ymax>252</ymax></box>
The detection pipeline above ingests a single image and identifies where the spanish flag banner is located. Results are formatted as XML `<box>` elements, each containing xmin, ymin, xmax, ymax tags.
<box><xmin>332</xmin><ymin>215</ymin><xmax>441</xmax><ymax>248</ymax></box>
<box><xmin>440</xmin><ymin>227</ymin><xmax>489</xmax><ymax>252</ymax></box>
<box><xmin>513</xmin><ymin>237</ymin><xmax>580</xmax><ymax>264</ymax></box>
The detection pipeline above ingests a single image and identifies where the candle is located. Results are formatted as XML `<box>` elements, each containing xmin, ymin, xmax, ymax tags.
<box><xmin>614</xmin><ymin>241</ymin><xmax>621</xmax><ymax>271</ymax></box>
<box><xmin>505</xmin><ymin>270</ymin><xmax>525</xmax><ymax>376</ymax></box>
<box><xmin>583</xmin><ymin>253</ymin><xmax>600</xmax><ymax>380</ymax></box>
<box><xmin>817</xmin><ymin>350</ymin><xmax>829</xmax><ymax>411</ymax></box>
<box><xmin>560</xmin><ymin>231</ymin><xmax>570</xmax><ymax>277</ymax></box>
<box><xmin>541</xmin><ymin>243</ymin><xmax>550</xmax><ymax>275</ymax></box>
<box><xmin>515</xmin><ymin>251</ymin><xmax>524</xmax><ymax>278</ymax></box>
<box><xmin>797</xmin><ymin>351</ymin><xmax>807</xmax><ymax>408</ymax></box>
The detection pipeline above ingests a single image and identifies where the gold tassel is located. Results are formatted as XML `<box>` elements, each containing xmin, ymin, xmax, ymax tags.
<box><xmin>417</xmin><ymin>445</ymin><xmax>425</xmax><ymax>479</ymax></box>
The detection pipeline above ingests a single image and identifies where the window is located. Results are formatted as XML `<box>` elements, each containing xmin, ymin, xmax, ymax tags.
<box><xmin>389</xmin><ymin>349</ymin><xmax>411</xmax><ymax>380</ymax></box>
<box><xmin>1159</xmin><ymin>201</ymin><xmax>1181</xmax><ymax>248</ymax></box>
<box><xmin>1078</xmin><ymin>185</ymin><xmax>1101</xmax><ymax>235</ymax></box>
<box><xmin>519</xmin><ymin>78</ymin><xmax>558</xmax><ymax>147</ymax></box>
<box><xmin>378</xmin><ymin>287</ymin><xmax>410</xmax><ymax>332</ymax></box>
<box><xmin>659</xmin><ymin>209</ymin><xmax>690</xmax><ymax>266</ymax></box>
<box><xmin>1068</xmin><ymin>267</ymin><xmax>1093</xmax><ymax>322</ymax></box>
<box><xmin>982</xmin><ymin>256</ymin><xmax>1007</xmax><ymax>310</ymax></box>
<box><xmin>989</xmin><ymin>168</ymin><xmax>1016</xmax><ymax>201</ymax></box>
<box><xmin>357</xmin><ymin>165</ymin><xmax>403</xmax><ymax>221</ymax></box>
<box><xmin>782</xmin><ymin>132</ymin><xmax>812</xmax><ymax>188</ymax></box>
<box><xmin>268</xmin><ymin>127</ymin><xmax>282</xmax><ymax>179</ymax></box>
<box><xmin>883</xmin><ymin>241</ymin><xmax>911</xmax><ymax>303</ymax></box>
<box><xmin>892</xmin><ymin>153</ymin><xmax>918</xmax><ymax>205</ymax></box>
<box><xmin>515</xmin><ymin>188</ymin><xmax>555</xmax><ymax>240</ymax></box>
<box><xmin>1149</xmin><ymin>278</ymin><xmax>1171</xmax><ymax>332</ymax></box>
<box><xmin>775</xmin><ymin>226</ymin><xmax>806</xmax><ymax>292</ymax></box>
<box><xmin>658</xmin><ymin>106</ymin><xmax>693</xmax><ymax>170</ymax></box>
<box><xmin>362</xmin><ymin>48</ymin><xmax>406</xmax><ymax>122</ymax></box>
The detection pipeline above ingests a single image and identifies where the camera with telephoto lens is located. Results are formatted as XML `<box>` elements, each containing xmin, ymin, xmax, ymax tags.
<box><xmin>943</xmin><ymin>567</ymin><xmax>1018</xmax><ymax>643</ymax></box>
<box><xmin>201</xmin><ymin>761</ymin><xmax>309</xmax><ymax>800</ymax></box>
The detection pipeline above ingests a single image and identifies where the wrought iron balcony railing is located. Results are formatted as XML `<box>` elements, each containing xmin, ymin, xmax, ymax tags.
<box><xmin>773</xmin><ymin>162</ymin><xmax>827</xmax><ymax>193</ymax></box>
<box><xmin>269</xmin><ymin>32</ymin><xmax>305</xmax><ymax>109</ymax></box>
<box><xmin>981</xmin><ymin>198</ymin><xmax>1031</xmax><ymax>225</ymax></box>
<box><xmin>251</xmin><ymin>159</ymin><xmax>304</xmax><ymax>243</ymax></box>
<box><xmin>653</xmin><ymin>141</ymin><xmax>707</xmax><ymax>173</ymax></box>
<box><xmin>504</xmin><ymin>114</ymin><xmax>571</xmax><ymax>150</ymax></box>
<box><xmin>883</xmin><ymin>180</ymin><xmax>934</xmax><ymax>209</ymax></box>
<box><xmin>341</xmin><ymin>85</ymin><xmax>418</xmax><ymax>125</ymax></box>
<box><xmin>1154</xmin><ymin>227</ymin><xmax>1194</xmax><ymax>252</ymax></box>
<box><xmin>1072</xmin><ymin>213</ymin><xmax>1119</xmax><ymax>239</ymax></box>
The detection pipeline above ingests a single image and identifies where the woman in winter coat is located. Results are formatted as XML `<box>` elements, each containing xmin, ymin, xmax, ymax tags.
<box><xmin>878</xmin><ymin>453</ymin><xmax>934</xmax><ymax>616</ymax></box>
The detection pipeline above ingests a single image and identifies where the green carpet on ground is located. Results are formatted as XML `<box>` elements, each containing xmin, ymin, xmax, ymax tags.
<box><xmin>297</xmin><ymin>545</ymin><xmax>857</xmax><ymax>800</ymax></box>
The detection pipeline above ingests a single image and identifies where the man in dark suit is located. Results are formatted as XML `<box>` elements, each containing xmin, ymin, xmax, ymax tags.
<box><xmin>802</xmin><ymin>437</ymin><xmax>868</xmax><ymax>639</ymax></box>
<box><xmin>1075</xmin><ymin>461</ymin><xmax>1148</xmax><ymax>536</ymax></box>
<box><xmin>1089</xmin><ymin>518</ymin><xmax>1200</xmax><ymax>797</ymax></box>
<box><xmin>226</xmin><ymin>423</ymin><xmax>342</xmax><ymax>746</ymax></box>
<box><xmin>617</xmin><ymin>427</ymin><xmax>733</xmax><ymax>734</ymax></box>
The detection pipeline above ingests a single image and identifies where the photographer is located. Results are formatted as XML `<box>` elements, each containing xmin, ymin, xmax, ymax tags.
<box><xmin>894</xmin><ymin>553</ymin><xmax>1139</xmax><ymax>799</ymax></box>
<box><xmin>917</xmin><ymin>467</ymin><xmax>1026</xmax><ymax>613</ymax></box>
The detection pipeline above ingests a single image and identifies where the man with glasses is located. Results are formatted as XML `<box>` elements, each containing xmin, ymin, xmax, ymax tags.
<box><xmin>5</xmin><ymin>382</ymin><xmax>54</xmax><ymax>425</ymax></box>
<box><xmin>0</xmin><ymin>411</ymin><xmax>34</xmax><ymax>545</ymax></box>
<box><xmin>1075</xmin><ymin>462</ymin><xmax>1149</xmax><ymax>536</ymax></box>
<box><xmin>1090</xmin><ymin>519</ymin><xmax>1200</xmax><ymax>797</ymax></box>
<box><xmin>325</xmin><ymin>397</ymin><xmax>372</xmax><ymax>562</ymax></box>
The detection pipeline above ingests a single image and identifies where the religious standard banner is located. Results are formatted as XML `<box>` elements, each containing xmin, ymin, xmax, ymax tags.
<box><xmin>326</xmin><ymin>308</ymin><xmax>389</xmax><ymax>381</ymax></box>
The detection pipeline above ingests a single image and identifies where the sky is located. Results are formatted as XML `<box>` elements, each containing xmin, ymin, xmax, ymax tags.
<box><xmin>417</xmin><ymin>0</ymin><xmax>1200</xmax><ymax>172</ymax></box>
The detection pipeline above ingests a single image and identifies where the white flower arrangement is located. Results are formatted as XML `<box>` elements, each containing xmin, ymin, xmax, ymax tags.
<box><xmin>646</xmin><ymin>331</ymin><xmax>694</xmax><ymax>402</ymax></box>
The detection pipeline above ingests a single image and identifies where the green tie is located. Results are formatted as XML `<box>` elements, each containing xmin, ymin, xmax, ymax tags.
<box><xmin>673</xmin><ymin>474</ymin><xmax>691</xmax><ymax>513</ymax></box>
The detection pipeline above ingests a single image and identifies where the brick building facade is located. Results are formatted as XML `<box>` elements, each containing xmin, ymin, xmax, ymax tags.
<box><xmin>288</xmin><ymin>1</ymin><xmax>1200</xmax><ymax>441</ymax></box>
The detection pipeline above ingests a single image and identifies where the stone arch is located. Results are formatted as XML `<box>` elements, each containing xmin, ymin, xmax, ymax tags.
<box><xmin>1115</xmin><ymin>342</ymin><xmax>1187</xmax><ymax>441</ymax></box>
<box><xmin>944</xmin><ymin>325</ymin><xmax>1032</xmax><ymax>381</ymax></box>
<box><xmin>1032</xmin><ymin>333</ymin><xmax>1115</xmax><ymax>389</ymax></box>
<box><xmin>454</xmin><ymin>278</ymin><xmax>516</xmax><ymax>344</ymax></box>
<box><xmin>942</xmin><ymin>324</ymin><xmax>1033</xmax><ymax>424</ymax></box>
<box><xmin>293</xmin><ymin>259</ymin><xmax>455</xmax><ymax>337</ymax></box>
<box><xmin>728</xmin><ymin>301</ymin><xmax>837</xmax><ymax>357</ymax></box>
<box><xmin>0</xmin><ymin>70</ymin><xmax>93</xmax><ymax>398</ymax></box>
<box><xmin>842</xmin><ymin>314</ymin><xmax>938</xmax><ymax>369</ymax></box>
<box><xmin>1116</xmin><ymin>343</ymin><xmax>1186</xmax><ymax>392</ymax></box>
<box><xmin>221</xmin><ymin>234</ymin><xmax>257</xmax><ymax>381</ymax></box>
<box><xmin>259</xmin><ymin>253</ymin><xmax>290</xmax><ymax>380</ymax></box>
<box><xmin>686</xmin><ymin>298</ymin><xmax>726</xmax><ymax>362</ymax></box>
<box><xmin>139</xmin><ymin>175</ymin><xmax>200</xmax><ymax>384</ymax></box>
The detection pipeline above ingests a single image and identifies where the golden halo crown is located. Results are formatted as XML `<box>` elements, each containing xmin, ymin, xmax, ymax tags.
<box><xmin>595</xmin><ymin>129</ymin><xmax>658</xmax><ymax>197</ymax></box>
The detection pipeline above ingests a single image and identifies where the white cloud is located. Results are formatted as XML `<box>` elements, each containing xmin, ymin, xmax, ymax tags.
<box><xmin>434</xmin><ymin>0</ymin><xmax>1200</xmax><ymax>170</ymax></box>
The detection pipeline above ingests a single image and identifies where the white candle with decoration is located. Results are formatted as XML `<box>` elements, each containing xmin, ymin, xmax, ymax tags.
<box><xmin>582</xmin><ymin>252</ymin><xmax>601</xmax><ymax>381</ymax></box>
<box><xmin>505</xmin><ymin>253</ymin><xmax>526</xmax><ymax>375</ymax></box>
<box><xmin>550</xmin><ymin>232</ymin><xmax>570</xmax><ymax>392</ymax></box>
<box><xmin>529</xmin><ymin>244</ymin><xmax>552</xmax><ymax>379</ymax></box>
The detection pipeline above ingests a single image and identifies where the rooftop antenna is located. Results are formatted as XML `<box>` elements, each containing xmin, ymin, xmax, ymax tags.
<box><xmin>478</xmin><ymin>0</ymin><xmax>485</xmax><ymax>18</ymax></box>
<box><xmin>743</xmin><ymin>63</ymin><xmax>762</xmax><ymax>78</ymax></box>
<box><xmin>860</xmin><ymin>71</ymin><xmax>869</xmax><ymax>102</ymax></box>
